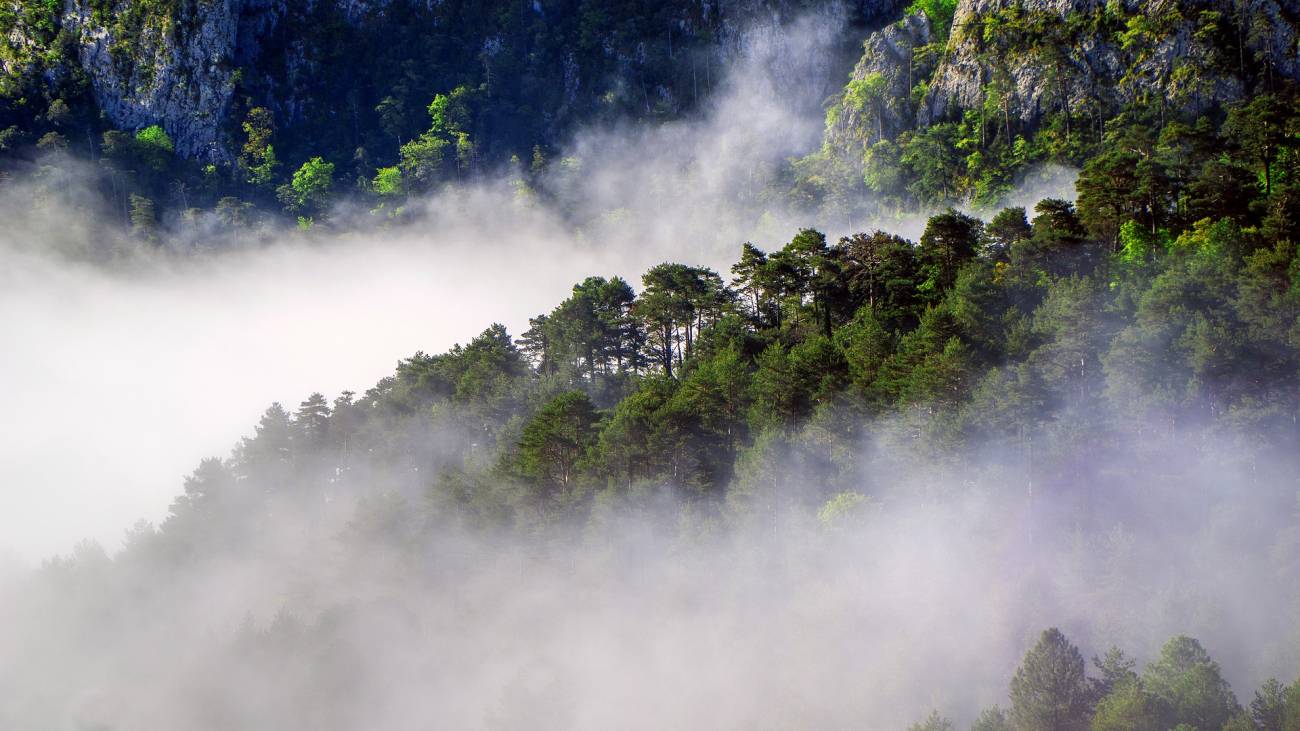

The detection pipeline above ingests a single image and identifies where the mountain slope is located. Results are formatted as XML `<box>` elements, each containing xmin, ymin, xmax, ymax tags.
<box><xmin>807</xmin><ymin>0</ymin><xmax>1300</xmax><ymax>212</ymax></box>
<box><xmin>2</xmin><ymin>0</ymin><xmax>891</xmax><ymax>163</ymax></box>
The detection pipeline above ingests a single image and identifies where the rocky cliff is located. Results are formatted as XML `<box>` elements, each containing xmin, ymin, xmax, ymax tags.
<box><xmin>827</xmin><ymin>0</ymin><xmax>1300</xmax><ymax>148</ymax></box>
<box><xmin>4</xmin><ymin>0</ymin><xmax>906</xmax><ymax>164</ymax></box>
<box><xmin>809</xmin><ymin>0</ymin><xmax>1299</xmax><ymax>207</ymax></box>
<box><xmin>919</xmin><ymin>0</ymin><xmax>1299</xmax><ymax>129</ymax></box>
<box><xmin>63</xmin><ymin>0</ymin><xmax>243</xmax><ymax>162</ymax></box>
<box><xmin>824</xmin><ymin>11</ymin><xmax>933</xmax><ymax>159</ymax></box>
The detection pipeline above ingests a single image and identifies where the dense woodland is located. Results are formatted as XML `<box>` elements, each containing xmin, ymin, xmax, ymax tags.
<box><xmin>144</xmin><ymin>80</ymin><xmax>1300</xmax><ymax>528</ymax></box>
<box><xmin>3</xmin><ymin>0</ymin><xmax>1300</xmax><ymax>727</ymax></box>
<box><xmin>15</xmin><ymin>76</ymin><xmax>1293</xmax><ymax>729</ymax></box>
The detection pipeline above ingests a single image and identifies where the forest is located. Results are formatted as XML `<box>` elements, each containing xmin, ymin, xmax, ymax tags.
<box><xmin>1</xmin><ymin>0</ymin><xmax>1299</xmax><ymax>728</ymax></box>
<box><xmin>5</xmin><ymin>79</ymin><xmax>1297</xmax><ymax>727</ymax></box>
<box><xmin>137</xmin><ymin>79</ymin><xmax>1300</xmax><ymax>527</ymax></box>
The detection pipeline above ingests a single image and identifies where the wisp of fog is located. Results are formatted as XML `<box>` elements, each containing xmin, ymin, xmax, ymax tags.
<box><xmin>0</xmin><ymin>7</ymin><xmax>853</xmax><ymax>562</ymax></box>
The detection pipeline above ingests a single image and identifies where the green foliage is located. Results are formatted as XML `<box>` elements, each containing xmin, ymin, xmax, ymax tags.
<box><xmin>840</xmin><ymin>72</ymin><xmax>888</xmax><ymax>141</ymax></box>
<box><xmin>840</xmin><ymin>231</ymin><xmax>921</xmax><ymax>330</ymax></box>
<box><xmin>908</xmin><ymin>710</ymin><xmax>955</xmax><ymax>731</ymax></box>
<box><xmin>36</xmin><ymin>130</ymin><xmax>66</xmax><ymax>150</ymax></box>
<box><xmin>19</xmin><ymin>99</ymin><xmax>1300</xmax><ymax>498</ymax></box>
<box><xmin>13</xmin><ymin>9</ymin><xmax>1300</xmax><ymax>720</ymax></box>
<box><xmin>427</xmin><ymin>87</ymin><xmax>472</xmax><ymax>137</ymax></box>
<box><xmin>748</xmin><ymin>336</ymin><xmax>848</xmax><ymax>430</ymax></box>
<box><xmin>134</xmin><ymin>124</ymin><xmax>173</xmax><ymax>154</ymax></box>
<box><xmin>985</xmin><ymin>206</ymin><xmax>1031</xmax><ymax>260</ymax></box>
<box><xmin>918</xmin><ymin>208</ymin><xmax>983</xmax><ymax>297</ymax></box>
<box><xmin>972</xmin><ymin>707</ymin><xmax>1011</xmax><ymax>731</ymax></box>
<box><xmin>801</xmin><ymin>0</ymin><xmax>1300</xmax><ymax>221</ymax></box>
<box><xmin>239</xmin><ymin>107</ymin><xmax>279</xmax><ymax>189</ymax></box>
<box><xmin>862</xmin><ymin>139</ymin><xmax>905</xmax><ymax>204</ymax></box>
<box><xmin>835</xmin><ymin>305</ymin><xmax>895</xmax><ymax>399</ymax></box>
<box><xmin>128</xmin><ymin>193</ymin><xmax>157</xmax><ymax>241</ymax></box>
<box><xmin>635</xmin><ymin>263</ymin><xmax>729</xmax><ymax>377</ymax></box>
<box><xmin>371</xmin><ymin>166</ymin><xmax>403</xmax><ymax>197</ymax></box>
<box><xmin>133</xmin><ymin>124</ymin><xmax>176</xmax><ymax>173</ymax></box>
<box><xmin>1142</xmin><ymin>636</ymin><xmax>1241</xmax><ymax>731</ymax></box>
<box><xmin>899</xmin><ymin>123</ymin><xmax>964</xmax><ymax>204</ymax></box>
<box><xmin>515</xmin><ymin>390</ymin><xmax>600</xmax><ymax>500</ymax></box>
<box><xmin>179</xmin><ymin>186</ymin><xmax>1293</xmax><ymax>522</ymax></box>
<box><xmin>1223</xmin><ymin>93</ymin><xmax>1288</xmax><ymax>195</ymax></box>
<box><xmin>815</xmin><ymin>490</ymin><xmax>869</xmax><ymax>529</ymax></box>
<box><xmin>1116</xmin><ymin>219</ymin><xmax>1160</xmax><ymax>269</ymax></box>
<box><xmin>594</xmin><ymin>376</ymin><xmax>678</xmax><ymax>488</ymax></box>
<box><xmin>398</xmin><ymin>133</ymin><xmax>448</xmax><ymax>188</ymax></box>
<box><xmin>1009</xmin><ymin>628</ymin><xmax>1092</xmax><ymax>731</ymax></box>
<box><xmin>906</xmin><ymin>0</ymin><xmax>959</xmax><ymax>40</ymax></box>
<box><xmin>1248</xmin><ymin>679</ymin><xmax>1294</xmax><ymax>731</ymax></box>
<box><xmin>286</xmin><ymin>156</ymin><xmax>335</xmax><ymax>212</ymax></box>
<box><xmin>660</xmin><ymin>344</ymin><xmax>753</xmax><ymax>489</ymax></box>
<box><xmin>1092</xmin><ymin>676</ymin><xmax>1162</xmax><ymax>731</ymax></box>
<box><xmin>1075</xmin><ymin>115</ymin><xmax>1174</xmax><ymax>243</ymax></box>
<box><xmin>1</xmin><ymin>0</ymin><xmax>1296</xmax><ymax>235</ymax></box>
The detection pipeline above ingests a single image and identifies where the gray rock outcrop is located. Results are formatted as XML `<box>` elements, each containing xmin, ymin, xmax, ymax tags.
<box><xmin>826</xmin><ymin>11</ymin><xmax>934</xmax><ymax>157</ymax></box>
<box><xmin>919</xmin><ymin>0</ymin><xmax>1300</xmax><ymax>130</ymax></box>
<box><xmin>63</xmin><ymin>0</ymin><xmax>246</xmax><ymax>163</ymax></box>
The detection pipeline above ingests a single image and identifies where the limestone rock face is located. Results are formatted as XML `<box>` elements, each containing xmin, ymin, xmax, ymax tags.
<box><xmin>2</xmin><ymin>13</ymin><xmax>45</xmax><ymax>80</ymax></box>
<box><xmin>63</xmin><ymin>0</ymin><xmax>249</xmax><ymax>163</ymax></box>
<box><xmin>825</xmin><ymin>11</ymin><xmax>934</xmax><ymax>158</ymax></box>
<box><xmin>37</xmin><ymin>0</ymin><xmax>880</xmax><ymax>163</ymax></box>
<box><xmin>918</xmin><ymin>0</ymin><xmax>1300</xmax><ymax>130</ymax></box>
<box><xmin>48</xmin><ymin>0</ymin><xmax>406</xmax><ymax>162</ymax></box>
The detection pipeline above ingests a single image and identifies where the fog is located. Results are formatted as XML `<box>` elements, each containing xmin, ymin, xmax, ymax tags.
<box><xmin>0</xmin><ymin>6</ymin><xmax>858</xmax><ymax>562</ymax></box>
<box><xmin>2</xmin><ymin>4</ymin><xmax>1292</xmax><ymax>730</ymax></box>
<box><xmin>0</xmin><ymin>2</ymin><xmax>1084</xmax><ymax>562</ymax></box>
<box><xmin>0</xmin><ymin>192</ymin><xmax>739</xmax><ymax>561</ymax></box>
<box><xmin>2</xmin><ymin>408</ymin><xmax>1296</xmax><ymax>729</ymax></box>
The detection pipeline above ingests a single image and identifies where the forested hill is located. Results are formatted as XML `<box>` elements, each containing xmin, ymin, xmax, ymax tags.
<box><xmin>5</xmin><ymin>0</ymin><xmax>1300</xmax><ymax>727</ymax></box>
<box><xmin>802</xmin><ymin>0</ymin><xmax>1300</xmax><ymax>216</ymax></box>
<box><xmin>0</xmin><ymin>0</ymin><xmax>880</xmax><ymax>231</ymax></box>
<box><xmin>0</xmin><ymin>0</ymin><xmax>881</xmax><ymax>162</ymax></box>
<box><xmin>154</xmin><ymin>110</ymin><xmax>1300</xmax><ymax>536</ymax></box>
<box><xmin>14</xmin><ymin>108</ymin><xmax>1300</xmax><ymax>726</ymax></box>
<box><xmin>124</xmin><ymin>25</ymin><xmax>1300</xmax><ymax>536</ymax></box>
<box><xmin>2</xmin><ymin>0</ymin><xmax>1297</xmax><ymax>235</ymax></box>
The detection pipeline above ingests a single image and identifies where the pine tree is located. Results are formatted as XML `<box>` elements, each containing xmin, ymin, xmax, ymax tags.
<box><xmin>1009</xmin><ymin>628</ymin><xmax>1092</xmax><ymax>731</ymax></box>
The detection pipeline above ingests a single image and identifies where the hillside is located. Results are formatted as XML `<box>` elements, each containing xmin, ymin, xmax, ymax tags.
<box><xmin>8</xmin><ymin>169</ymin><xmax>1300</xmax><ymax>727</ymax></box>
<box><xmin>1</xmin><ymin>0</ymin><xmax>882</xmax><ymax>231</ymax></box>
<box><xmin>2</xmin><ymin>0</ymin><xmax>1300</xmax><ymax>728</ymax></box>
<box><xmin>2</xmin><ymin>0</ymin><xmax>1296</xmax><ymax>234</ymax></box>
<box><xmin>800</xmin><ymin>0</ymin><xmax>1300</xmax><ymax>214</ymax></box>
